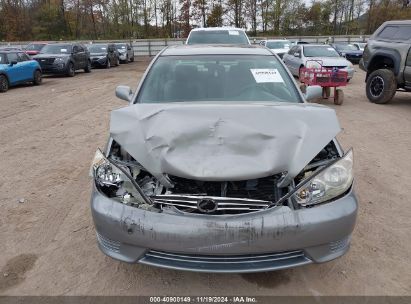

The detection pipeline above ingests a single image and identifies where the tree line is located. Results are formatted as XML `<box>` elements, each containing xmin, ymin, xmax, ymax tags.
<box><xmin>0</xmin><ymin>0</ymin><xmax>410</xmax><ymax>41</ymax></box>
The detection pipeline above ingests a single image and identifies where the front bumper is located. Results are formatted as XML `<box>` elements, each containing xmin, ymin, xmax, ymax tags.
<box><xmin>118</xmin><ymin>53</ymin><xmax>128</xmax><ymax>61</ymax></box>
<box><xmin>38</xmin><ymin>63</ymin><xmax>68</xmax><ymax>74</ymax></box>
<box><xmin>341</xmin><ymin>67</ymin><xmax>355</xmax><ymax>79</ymax></box>
<box><xmin>91</xmin><ymin>185</ymin><xmax>357</xmax><ymax>273</ymax></box>
<box><xmin>91</xmin><ymin>57</ymin><xmax>107</xmax><ymax>67</ymax></box>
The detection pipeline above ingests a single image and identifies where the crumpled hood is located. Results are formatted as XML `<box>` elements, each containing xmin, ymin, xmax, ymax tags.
<box><xmin>110</xmin><ymin>102</ymin><xmax>341</xmax><ymax>185</ymax></box>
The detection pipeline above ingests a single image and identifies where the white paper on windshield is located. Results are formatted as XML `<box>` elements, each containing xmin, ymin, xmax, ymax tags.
<box><xmin>250</xmin><ymin>69</ymin><xmax>284</xmax><ymax>83</ymax></box>
<box><xmin>61</xmin><ymin>49</ymin><xmax>67</xmax><ymax>52</ymax></box>
<box><xmin>101</xmin><ymin>47</ymin><xmax>106</xmax><ymax>50</ymax></box>
<box><xmin>228</xmin><ymin>30</ymin><xmax>239</xmax><ymax>35</ymax></box>
<box><xmin>327</xmin><ymin>48</ymin><xmax>335</xmax><ymax>51</ymax></box>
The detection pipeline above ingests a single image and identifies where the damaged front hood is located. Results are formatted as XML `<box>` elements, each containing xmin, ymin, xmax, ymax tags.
<box><xmin>110</xmin><ymin>102</ymin><xmax>340</xmax><ymax>185</ymax></box>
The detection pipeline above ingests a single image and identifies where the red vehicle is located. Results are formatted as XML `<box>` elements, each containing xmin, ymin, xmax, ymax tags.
<box><xmin>24</xmin><ymin>42</ymin><xmax>47</xmax><ymax>57</ymax></box>
<box><xmin>299</xmin><ymin>60</ymin><xmax>348</xmax><ymax>105</ymax></box>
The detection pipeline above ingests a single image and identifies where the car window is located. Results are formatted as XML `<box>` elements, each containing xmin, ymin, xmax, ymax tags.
<box><xmin>378</xmin><ymin>25</ymin><xmax>411</xmax><ymax>40</ymax></box>
<box><xmin>17</xmin><ymin>53</ymin><xmax>29</xmax><ymax>61</ymax></box>
<box><xmin>41</xmin><ymin>44</ymin><xmax>72</xmax><ymax>54</ymax></box>
<box><xmin>88</xmin><ymin>45</ymin><xmax>107</xmax><ymax>53</ymax></box>
<box><xmin>137</xmin><ymin>55</ymin><xmax>301</xmax><ymax>104</ymax></box>
<box><xmin>334</xmin><ymin>44</ymin><xmax>357</xmax><ymax>51</ymax></box>
<box><xmin>26</xmin><ymin>44</ymin><xmax>45</xmax><ymax>51</ymax></box>
<box><xmin>266</xmin><ymin>41</ymin><xmax>291</xmax><ymax>49</ymax></box>
<box><xmin>7</xmin><ymin>53</ymin><xmax>18</xmax><ymax>63</ymax></box>
<box><xmin>187</xmin><ymin>30</ymin><xmax>249</xmax><ymax>45</ymax></box>
<box><xmin>303</xmin><ymin>46</ymin><xmax>340</xmax><ymax>57</ymax></box>
<box><xmin>0</xmin><ymin>53</ymin><xmax>6</xmax><ymax>64</ymax></box>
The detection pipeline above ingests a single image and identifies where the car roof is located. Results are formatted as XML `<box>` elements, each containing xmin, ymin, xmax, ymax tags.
<box><xmin>264</xmin><ymin>39</ymin><xmax>290</xmax><ymax>42</ymax></box>
<box><xmin>161</xmin><ymin>45</ymin><xmax>273</xmax><ymax>56</ymax></box>
<box><xmin>190</xmin><ymin>27</ymin><xmax>246</xmax><ymax>32</ymax></box>
<box><xmin>381</xmin><ymin>20</ymin><xmax>411</xmax><ymax>26</ymax></box>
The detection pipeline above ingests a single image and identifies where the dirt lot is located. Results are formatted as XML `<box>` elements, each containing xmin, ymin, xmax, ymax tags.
<box><xmin>0</xmin><ymin>60</ymin><xmax>410</xmax><ymax>296</ymax></box>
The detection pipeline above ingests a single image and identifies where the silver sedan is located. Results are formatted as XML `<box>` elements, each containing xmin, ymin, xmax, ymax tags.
<box><xmin>90</xmin><ymin>45</ymin><xmax>357</xmax><ymax>273</ymax></box>
<box><xmin>283</xmin><ymin>44</ymin><xmax>355</xmax><ymax>80</ymax></box>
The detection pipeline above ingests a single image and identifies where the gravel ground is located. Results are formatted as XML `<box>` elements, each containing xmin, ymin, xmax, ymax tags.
<box><xmin>0</xmin><ymin>60</ymin><xmax>410</xmax><ymax>296</ymax></box>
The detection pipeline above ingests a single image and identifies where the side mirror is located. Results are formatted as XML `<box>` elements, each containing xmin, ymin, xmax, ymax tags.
<box><xmin>115</xmin><ymin>85</ymin><xmax>133</xmax><ymax>102</ymax></box>
<box><xmin>10</xmin><ymin>60</ymin><xmax>18</xmax><ymax>66</ymax></box>
<box><xmin>304</xmin><ymin>85</ymin><xmax>322</xmax><ymax>101</ymax></box>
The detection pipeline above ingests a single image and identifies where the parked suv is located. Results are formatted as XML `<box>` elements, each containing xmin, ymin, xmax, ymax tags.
<box><xmin>360</xmin><ymin>20</ymin><xmax>411</xmax><ymax>104</ymax></box>
<box><xmin>33</xmin><ymin>43</ymin><xmax>91</xmax><ymax>77</ymax></box>
<box><xmin>87</xmin><ymin>43</ymin><xmax>119</xmax><ymax>68</ymax></box>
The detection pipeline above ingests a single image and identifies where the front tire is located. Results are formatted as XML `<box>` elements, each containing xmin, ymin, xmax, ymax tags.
<box><xmin>366</xmin><ymin>69</ymin><xmax>397</xmax><ymax>104</ymax></box>
<box><xmin>0</xmin><ymin>75</ymin><xmax>9</xmax><ymax>92</ymax></box>
<box><xmin>67</xmin><ymin>62</ymin><xmax>75</xmax><ymax>77</ymax></box>
<box><xmin>84</xmin><ymin>60</ymin><xmax>92</xmax><ymax>73</ymax></box>
<box><xmin>130</xmin><ymin>55</ymin><xmax>134</xmax><ymax>62</ymax></box>
<box><xmin>33</xmin><ymin>70</ymin><xmax>42</xmax><ymax>85</ymax></box>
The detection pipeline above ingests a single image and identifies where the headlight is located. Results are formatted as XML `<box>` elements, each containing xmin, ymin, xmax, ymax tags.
<box><xmin>293</xmin><ymin>149</ymin><xmax>353</xmax><ymax>207</ymax></box>
<box><xmin>90</xmin><ymin>149</ymin><xmax>151</xmax><ymax>206</ymax></box>
<box><xmin>54</xmin><ymin>57</ymin><xmax>65</xmax><ymax>63</ymax></box>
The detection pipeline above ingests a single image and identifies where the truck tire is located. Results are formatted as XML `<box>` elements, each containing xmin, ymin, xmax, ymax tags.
<box><xmin>366</xmin><ymin>69</ymin><xmax>397</xmax><ymax>104</ymax></box>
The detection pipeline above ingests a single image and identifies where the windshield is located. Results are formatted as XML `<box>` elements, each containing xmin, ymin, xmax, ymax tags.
<box><xmin>187</xmin><ymin>30</ymin><xmax>249</xmax><ymax>45</ymax></box>
<box><xmin>303</xmin><ymin>46</ymin><xmax>340</xmax><ymax>57</ymax></box>
<box><xmin>137</xmin><ymin>55</ymin><xmax>301</xmax><ymax>103</ymax></box>
<box><xmin>335</xmin><ymin>44</ymin><xmax>358</xmax><ymax>51</ymax></box>
<box><xmin>41</xmin><ymin>44</ymin><xmax>72</xmax><ymax>54</ymax></box>
<box><xmin>26</xmin><ymin>44</ymin><xmax>45</xmax><ymax>51</ymax></box>
<box><xmin>116</xmin><ymin>44</ymin><xmax>127</xmax><ymax>50</ymax></box>
<box><xmin>266</xmin><ymin>41</ymin><xmax>291</xmax><ymax>49</ymax></box>
<box><xmin>0</xmin><ymin>53</ymin><xmax>6</xmax><ymax>64</ymax></box>
<box><xmin>88</xmin><ymin>45</ymin><xmax>108</xmax><ymax>53</ymax></box>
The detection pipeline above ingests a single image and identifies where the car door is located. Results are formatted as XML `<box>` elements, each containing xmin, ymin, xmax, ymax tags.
<box><xmin>77</xmin><ymin>45</ymin><xmax>87</xmax><ymax>68</ymax></box>
<box><xmin>283</xmin><ymin>46</ymin><xmax>296</xmax><ymax>73</ymax></box>
<box><xmin>286</xmin><ymin>46</ymin><xmax>302</xmax><ymax>76</ymax></box>
<box><xmin>6</xmin><ymin>52</ymin><xmax>23</xmax><ymax>84</ymax></box>
<box><xmin>108</xmin><ymin>45</ymin><xmax>115</xmax><ymax>64</ymax></box>
<box><xmin>17</xmin><ymin>52</ymin><xmax>34</xmax><ymax>81</ymax></box>
<box><xmin>72</xmin><ymin>45</ymin><xmax>85</xmax><ymax>69</ymax></box>
<box><xmin>405</xmin><ymin>47</ymin><xmax>411</xmax><ymax>88</ymax></box>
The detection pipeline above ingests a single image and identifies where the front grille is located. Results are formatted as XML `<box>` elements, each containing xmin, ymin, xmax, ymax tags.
<box><xmin>153</xmin><ymin>194</ymin><xmax>270</xmax><ymax>213</ymax></box>
<box><xmin>323</xmin><ymin>65</ymin><xmax>347</xmax><ymax>69</ymax></box>
<box><xmin>155</xmin><ymin>175</ymin><xmax>285</xmax><ymax>215</ymax></box>
<box><xmin>35</xmin><ymin>58</ymin><xmax>55</xmax><ymax>65</ymax></box>
<box><xmin>140</xmin><ymin>250</ymin><xmax>311</xmax><ymax>273</ymax></box>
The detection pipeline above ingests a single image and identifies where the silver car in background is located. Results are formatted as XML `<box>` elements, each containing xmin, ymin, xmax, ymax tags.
<box><xmin>186</xmin><ymin>27</ymin><xmax>250</xmax><ymax>45</ymax></box>
<box><xmin>260</xmin><ymin>39</ymin><xmax>291</xmax><ymax>59</ymax></box>
<box><xmin>90</xmin><ymin>45</ymin><xmax>357</xmax><ymax>273</ymax></box>
<box><xmin>115</xmin><ymin>43</ymin><xmax>135</xmax><ymax>63</ymax></box>
<box><xmin>283</xmin><ymin>44</ymin><xmax>355</xmax><ymax>80</ymax></box>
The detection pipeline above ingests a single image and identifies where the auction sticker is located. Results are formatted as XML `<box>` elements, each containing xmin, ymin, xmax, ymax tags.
<box><xmin>250</xmin><ymin>69</ymin><xmax>284</xmax><ymax>83</ymax></box>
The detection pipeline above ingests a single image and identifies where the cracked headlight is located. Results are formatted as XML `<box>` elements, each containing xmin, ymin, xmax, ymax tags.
<box><xmin>90</xmin><ymin>149</ymin><xmax>150</xmax><ymax>206</ymax></box>
<box><xmin>293</xmin><ymin>149</ymin><xmax>353</xmax><ymax>207</ymax></box>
